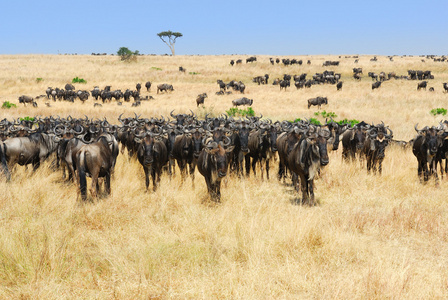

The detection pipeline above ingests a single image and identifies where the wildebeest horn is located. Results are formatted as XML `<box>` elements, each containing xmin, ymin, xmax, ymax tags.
<box><xmin>414</xmin><ymin>123</ymin><xmax>422</xmax><ymax>133</ymax></box>
<box><xmin>133</xmin><ymin>129</ymin><xmax>146</xmax><ymax>138</ymax></box>
<box><xmin>81</xmin><ymin>133</ymin><xmax>91</xmax><ymax>144</ymax></box>
<box><xmin>319</xmin><ymin>128</ymin><xmax>331</xmax><ymax>138</ymax></box>
<box><xmin>170</xmin><ymin>110</ymin><xmax>176</xmax><ymax>118</ymax></box>
<box><xmin>221</xmin><ymin>136</ymin><xmax>231</xmax><ymax>147</ymax></box>
<box><xmin>53</xmin><ymin>124</ymin><xmax>66</xmax><ymax>135</ymax></box>
<box><xmin>190</xmin><ymin>109</ymin><xmax>196</xmax><ymax>118</ymax></box>
<box><xmin>386</xmin><ymin>127</ymin><xmax>393</xmax><ymax>138</ymax></box>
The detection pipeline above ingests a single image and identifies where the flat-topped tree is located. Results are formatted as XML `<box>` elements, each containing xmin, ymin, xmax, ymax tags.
<box><xmin>157</xmin><ymin>31</ymin><xmax>183</xmax><ymax>56</ymax></box>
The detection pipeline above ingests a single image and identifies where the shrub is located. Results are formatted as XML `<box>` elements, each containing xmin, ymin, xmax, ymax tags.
<box><xmin>189</xmin><ymin>72</ymin><xmax>200</xmax><ymax>75</ymax></box>
<box><xmin>226</xmin><ymin>107</ymin><xmax>255</xmax><ymax>117</ymax></box>
<box><xmin>314</xmin><ymin>110</ymin><xmax>338</xmax><ymax>118</ymax></box>
<box><xmin>291</xmin><ymin>117</ymin><xmax>321</xmax><ymax>126</ymax></box>
<box><xmin>430</xmin><ymin>108</ymin><xmax>447</xmax><ymax>116</ymax></box>
<box><xmin>20</xmin><ymin>116</ymin><xmax>35</xmax><ymax>122</ymax></box>
<box><xmin>72</xmin><ymin>77</ymin><xmax>87</xmax><ymax>84</ymax></box>
<box><xmin>337</xmin><ymin>118</ymin><xmax>360</xmax><ymax>127</ymax></box>
<box><xmin>117</xmin><ymin>47</ymin><xmax>139</xmax><ymax>62</ymax></box>
<box><xmin>151</xmin><ymin>67</ymin><xmax>162</xmax><ymax>71</ymax></box>
<box><xmin>1</xmin><ymin>101</ymin><xmax>17</xmax><ymax>109</ymax></box>
<box><xmin>36</xmin><ymin>77</ymin><xmax>43</xmax><ymax>83</ymax></box>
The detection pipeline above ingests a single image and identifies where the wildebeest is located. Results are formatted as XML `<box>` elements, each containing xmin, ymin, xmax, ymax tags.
<box><xmin>18</xmin><ymin>95</ymin><xmax>34</xmax><ymax>106</ymax></box>
<box><xmin>232</xmin><ymin>97</ymin><xmax>253</xmax><ymax>107</ymax></box>
<box><xmin>157</xmin><ymin>83</ymin><xmax>174</xmax><ymax>93</ymax></box>
<box><xmin>0</xmin><ymin>142</ymin><xmax>10</xmax><ymax>180</ymax></box>
<box><xmin>65</xmin><ymin>83</ymin><xmax>75</xmax><ymax>91</ymax></box>
<box><xmin>412</xmin><ymin>124</ymin><xmax>444</xmax><ymax>182</ymax></box>
<box><xmin>417</xmin><ymin>81</ymin><xmax>427</xmax><ymax>90</ymax></box>
<box><xmin>429</xmin><ymin>87</ymin><xmax>434</xmax><ymax>92</ymax></box>
<box><xmin>372</xmin><ymin>81</ymin><xmax>382</xmax><ymax>90</ymax></box>
<box><xmin>179</xmin><ymin>66</ymin><xmax>186</xmax><ymax>72</ymax></box>
<box><xmin>76</xmin><ymin>135</ymin><xmax>116</xmax><ymax>201</ymax></box>
<box><xmin>196</xmin><ymin>93</ymin><xmax>207</xmax><ymax>107</ymax></box>
<box><xmin>145</xmin><ymin>81</ymin><xmax>152</xmax><ymax>91</ymax></box>
<box><xmin>246</xmin><ymin>56</ymin><xmax>257</xmax><ymax>63</ymax></box>
<box><xmin>245</xmin><ymin>122</ymin><xmax>279</xmax><ymax>180</ymax></box>
<box><xmin>287</xmin><ymin>125</ymin><xmax>331</xmax><ymax>205</ymax></box>
<box><xmin>279</xmin><ymin>80</ymin><xmax>290</xmax><ymax>91</ymax></box>
<box><xmin>341</xmin><ymin>121</ymin><xmax>370</xmax><ymax>162</ymax></box>
<box><xmin>134</xmin><ymin>131</ymin><xmax>168</xmax><ymax>192</ymax></box>
<box><xmin>363</xmin><ymin>124</ymin><xmax>393</xmax><ymax>174</ymax></box>
<box><xmin>2</xmin><ymin>131</ymin><xmax>58</xmax><ymax>176</ymax></box>
<box><xmin>307</xmin><ymin>97</ymin><xmax>328</xmax><ymax>109</ymax></box>
<box><xmin>443</xmin><ymin>83</ymin><xmax>448</xmax><ymax>93</ymax></box>
<box><xmin>197</xmin><ymin>138</ymin><xmax>234</xmax><ymax>201</ymax></box>
<box><xmin>230</xmin><ymin>60</ymin><xmax>235</xmax><ymax>66</ymax></box>
<box><xmin>217</xmin><ymin>79</ymin><xmax>226</xmax><ymax>91</ymax></box>
<box><xmin>336</xmin><ymin>81</ymin><xmax>343</xmax><ymax>91</ymax></box>
<box><xmin>136</xmin><ymin>83</ymin><xmax>141</xmax><ymax>93</ymax></box>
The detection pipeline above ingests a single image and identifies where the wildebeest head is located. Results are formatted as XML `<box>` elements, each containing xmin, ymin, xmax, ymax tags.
<box><xmin>204</xmin><ymin>137</ymin><xmax>234</xmax><ymax>178</ymax></box>
<box><xmin>368</xmin><ymin>127</ymin><xmax>393</xmax><ymax>159</ymax></box>
<box><xmin>135</xmin><ymin>132</ymin><xmax>158</xmax><ymax>166</ymax></box>
<box><xmin>191</xmin><ymin>128</ymin><xmax>204</xmax><ymax>159</ymax></box>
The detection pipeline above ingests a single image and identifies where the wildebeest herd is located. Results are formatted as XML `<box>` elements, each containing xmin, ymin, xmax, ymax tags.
<box><xmin>1</xmin><ymin>111</ymin><xmax>448</xmax><ymax>205</ymax></box>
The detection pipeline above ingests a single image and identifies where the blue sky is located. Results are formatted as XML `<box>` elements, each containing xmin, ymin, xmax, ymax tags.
<box><xmin>1</xmin><ymin>0</ymin><xmax>447</xmax><ymax>55</ymax></box>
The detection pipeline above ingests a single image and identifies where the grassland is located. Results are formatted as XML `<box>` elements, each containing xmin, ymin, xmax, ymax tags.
<box><xmin>1</xmin><ymin>54</ymin><xmax>448</xmax><ymax>299</ymax></box>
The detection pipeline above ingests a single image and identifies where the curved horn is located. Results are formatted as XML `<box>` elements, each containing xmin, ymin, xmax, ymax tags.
<box><xmin>170</xmin><ymin>110</ymin><xmax>176</xmax><ymax>118</ymax></box>
<box><xmin>221</xmin><ymin>136</ymin><xmax>231</xmax><ymax>147</ymax></box>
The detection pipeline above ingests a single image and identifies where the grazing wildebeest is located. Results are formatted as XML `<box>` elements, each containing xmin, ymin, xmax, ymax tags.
<box><xmin>279</xmin><ymin>80</ymin><xmax>290</xmax><ymax>91</ymax></box>
<box><xmin>179</xmin><ymin>66</ymin><xmax>186</xmax><ymax>72</ymax></box>
<box><xmin>372</xmin><ymin>81</ymin><xmax>382</xmax><ymax>90</ymax></box>
<box><xmin>288</xmin><ymin>125</ymin><xmax>331</xmax><ymax>205</ymax></box>
<box><xmin>2</xmin><ymin>131</ymin><xmax>58</xmax><ymax>176</ymax></box>
<box><xmin>65</xmin><ymin>83</ymin><xmax>75</xmax><ymax>91</ymax></box>
<box><xmin>18</xmin><ymin>95</ymin><xmax>34</xmax><ymax>106</ymax></box>
<box><xmin>307</xmin><ymin>97</ymin><xmax>328</xmax><ymax>109</ymax></box>
<box><xmin>196</xmin><ymin>93</ymin><xmax>207</xmax><ymax>107</ymax></box>
<box><xmin>77</xmin><ymin>90</ymin><xmax>90</xmax><ymax>103</ymax></box>
<box><xmin>417</xmin><ymin>81</ymin><xmax>427</xmax><ymax>90</ymax></box>
<box><xmin>363</xmin><ymin>125</ymin><xmax>393</xmax><ymax>174</ymax></box>
<box><xmin>236</xmin><ymin>59</ymin><xmax>242</xmax><ymax>64</ymax></box>
<box><xmin>429</xmin><ymin>87</ymin><xmax>434</xmax><ymax>92</ymax></box>
<box><xmin>145</xmin><ymin>81</ymin><xmax>152</xmax><ymax>91</ymax></box>
<box><xmin>157</xmin><ymin>83</ymin><xmax>174</xmax><ymax>93</ymax></box>
<box><xmin>134</xmin><ymin>131</ymin><xmax>168</xmax><ymax>192</ymax></box>
<box><xmin>412</xmin><ymin>124</ymin><xmax>444</xmax><ymax>183</ymax></box>
<box><xmin>76</xmin><ymin>136</ymin><xmax>116</xmax><ymax>201</ymax></box>
<box><xmin>197</xmin><ymin>138</ymin><xmax>234</xmax><ymax>201</ymax></box>
<box><xmin>336</xmin><ymin>81</ymin><xmax>343</xmax><ymax>91</ymax></box>
<box><xmin>232</xmin><ymin>97</ymin><xmax>253</xmax><ymax>107</ymax></box>
<box><xmin>246</xmin><ymin>56</ymin><xmax>257</xmax><ymax>63</ymax></box>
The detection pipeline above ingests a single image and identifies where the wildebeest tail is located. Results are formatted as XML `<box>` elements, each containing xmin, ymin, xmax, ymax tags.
<box><xmin>0</xmin><ymin>143</ymin><xmax>10</xmax><ymax>181</ymax></box>
<box><xmin>77</xmin><ymin>151</ymin><xmax>87</xmax><ymax>200</ymax></box>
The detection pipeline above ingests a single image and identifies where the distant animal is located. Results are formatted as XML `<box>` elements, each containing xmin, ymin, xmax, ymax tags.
<box><xmin>429</xmin><ymin>87</ymin><xmax>434</xmax><ymax>92</ymax></box>
<box><xmin>235</xmin><ymin>59</ymin><xmax>242</xmax><ymax>65</ymax></box>
<box><xmin>145</xmin><ymin>81</ymin><xmax>152</xmax><ymax>91</ymax></box>
<box><xmin>279</xmin><ymin>80</ymin><xmax>290</xmax><ymax>91</ymax></box>
<box><xmin>65</xmin><ymin>83</ymin><xmax>75</xmax><ymax>91</ymax></box>
<box><xmin>196</xmin><ymin>93</ymin><xmax>207</xmax><ymax>107</ymax></box>
<box><xmin>443</xmin><ymin>83</ymin><xmax>448</xmax><ymax>93</ymax></box>
<box><xmin>179</xmin><ymin>66</ymin><xmax>186</xmax><ymax>72</ymax></box>
<box><xmin>18</xmin><ymin>95</ymin><xmax>34</xmax><ymax>106</ymax></box>
<box><xmin>230</xmin><ymin>60</ymin><xmax>234</xmax><ymax>66</ymax></box>
<box><xmin>131</xmin><ymin>101</ymin><xmax>141</xmax><ymax>107</ymax></box>
<box><xmin>232</xmin><ymin>97</ymin><xmax>253</xmax><ymax>106</ymax></box>
<box><xmin>246</xmin><ymin>56</ymin><xmax>257</xmax><ymax>63</ymax></box>
<box><xmin>307</xmin><ymin>97</ymin><xmax>328</xmax><ymax>109</ymax></box>
<box><xmin>417</xmin><ymin>81</ymin><xmax>427</xmax><ymax>90</ymax></box>
<box><xmin>336</xmin><ymin>81</ymin><xmax>343</xmax><ymax>91</ymax></box>
<box><xmin>94</xmin><ymin>103</ymin><xmax>102</xmax><ymax>107</ymax></box>
<box><xmin>157</xmin><ymin>83</ymin><xmax>174</xmax><ymax>93</ymax></box>
<box><xmin>136</xmin><ymin>83</ymin><xmax>141</xmax><ymax>93</ymax></box>
<box><xmin>372</xmin><ymin>81</ymin><xmax>382</xmax><ymax>90</ymax></box>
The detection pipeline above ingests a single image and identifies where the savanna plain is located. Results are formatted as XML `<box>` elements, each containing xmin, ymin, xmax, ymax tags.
<box><xmin>1</xmin><ymin>54</ymin><xmax>448</xmax><ymax>299</ymax></box>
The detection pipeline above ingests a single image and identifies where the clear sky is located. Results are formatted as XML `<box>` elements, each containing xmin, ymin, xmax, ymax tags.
<box><xmin>1</xmin><ymin>0</ymin><xmax>447</xmax><ymax>56</ymax></box>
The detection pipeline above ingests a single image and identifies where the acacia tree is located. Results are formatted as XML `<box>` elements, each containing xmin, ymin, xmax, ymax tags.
<box><xmin>157</xmin><ymin>31</ymin><xmax>183</xmax><ymax>56</ymax></box>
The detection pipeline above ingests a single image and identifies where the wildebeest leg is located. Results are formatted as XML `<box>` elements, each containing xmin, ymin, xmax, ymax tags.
<box><xmin>308</xmin><ymin>179</ymin><xmax>315</xmax><ymax>206</ymax></box>
<box><xmin>265</xmin><ymin>159</ymin><xmax>270</xmax><ymax>180</ymax></box>
<box><xmin>189</xmin><ymin>161</ymin><xmax>196</xmax><ymax>189</ymax></box>
<box><xmin>252</xmin><ymin>157</ymin><xmax>258</xmax><ymax>177</ymax></box>
<box><xmin>151</xmin><ymin>167</ymin><xmax>157</xmax><ymax>192</ymax></box>
<box><xmin>245</xmin><ymin>156</ymin><xmax>251</xmax><ymax>177</ymax></box>
<box><xmin>299</xmin><ymin>174</ymin><xmax>308</xmax><ymax>204</ymax></box>
<box><xmin>32</xmin><ymin>158</ymin><xmax>40</xmax><ymax>172</ymax></box>
<box><xmin>143</xmin><ymin>166</ymin><xmax>150</xmax><ymax>191</ymax></box>
<box><xmin>105</xmin><ymin>172</ymin><xmax>111</xmax><ymax>195</ymax></box>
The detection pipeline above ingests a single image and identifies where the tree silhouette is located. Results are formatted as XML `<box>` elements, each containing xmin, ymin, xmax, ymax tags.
<box><xmin>157</xmin><ymin>31</ymin><xmax>183</xmax><ymax>56</ymax></box>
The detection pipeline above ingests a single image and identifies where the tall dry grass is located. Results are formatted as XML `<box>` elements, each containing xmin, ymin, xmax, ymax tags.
<box><xmin>1</xmin><ymin>54</ymin><xmax>448</xmax><ymax>299</ymax></box>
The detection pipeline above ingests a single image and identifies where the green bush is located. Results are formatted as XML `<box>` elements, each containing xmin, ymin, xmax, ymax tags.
<box><xmin>36</xmin><ymin>77</ymin><xmax>43</xmax><ymax>83</ymax></box>
<box><xmin>20</xmin><ymin>116</ymin><xmax>35</xmax><ymax>122</ymax></box>
<box><xmin>1</xmin><ymin>101</ymin><xmax>17</xmax><ymax>109</ymax></box>
<box><xmin>337</xmin><ymin>118</ymin><xmax>360</xmax><ymax>127</ymax></box>
<box><xmin>430</xmin><ymin>108</ymin><xmax>447</xmax><ymax>116</ymax></box>
<box><xmin>226</xmin><ymin>107</ymin><xmax>255</xmax><ymax>117</ymax></box>
<box><xmin>314</xmin><ymin>110</ymin><xmax>337</xmax><ymax>118</ymax></box>
<box><xmin>189</xmin><ymin>72</ymin><xmax>200</xmax><ymax>75</ymax></box>
<box><xmin>151</xmin><ymin>67</ymin><xmax>162</xmax><ymax>71</ymax></box>
<box><xmin>72</xmin><ymin>77</ymin><xmax>87</xmax><ymax>84</ymax></box>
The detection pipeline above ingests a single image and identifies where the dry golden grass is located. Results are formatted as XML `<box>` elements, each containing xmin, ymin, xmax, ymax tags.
<box><xmin>1</xmin><ymin>54</ymin><xmax>448</xmax><ymax>299</ymax></box>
